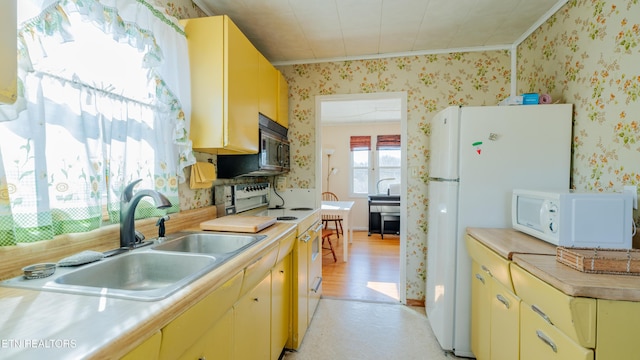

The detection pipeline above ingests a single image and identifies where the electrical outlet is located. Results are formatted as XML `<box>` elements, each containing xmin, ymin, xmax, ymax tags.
<box><xmin>276</xmin><ymin>176</ymin><xmax>286</xmax><ymax>191</ymax></box>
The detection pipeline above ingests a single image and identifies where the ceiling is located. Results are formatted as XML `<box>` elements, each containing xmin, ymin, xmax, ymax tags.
<box><xmin>194</xmin><ymin>0</ymin><xmax>566</xmax><ymax>65</ymax></box>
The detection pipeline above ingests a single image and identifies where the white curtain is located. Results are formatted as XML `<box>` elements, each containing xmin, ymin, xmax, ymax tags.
<box><xmin>0</xmin><ymin>0</ymin><xmax>195</xmax><ymax>246</ymax></box>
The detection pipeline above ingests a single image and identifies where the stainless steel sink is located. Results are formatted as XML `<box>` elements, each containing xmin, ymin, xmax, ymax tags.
<box><xmin>1</xmin><ymin>252</ymin><xmax>220</xmax><ymax>301</ymax></box>
<box><xmin>152</xmin><ymin>232</ymin><xmax>266</xmax><ymax>255</ymax></box>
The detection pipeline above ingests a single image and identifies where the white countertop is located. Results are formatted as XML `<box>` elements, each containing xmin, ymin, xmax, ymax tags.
<box><xmin>0</xmin><ymin>221</ymin><xmax>299</xmax><ymax>359</ymax></box>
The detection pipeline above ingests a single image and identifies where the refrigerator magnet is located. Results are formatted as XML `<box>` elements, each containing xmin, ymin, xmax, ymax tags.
<box><xmin>472</xmin><ymin>141</ymin><xmax>483</xmax><ymax>155</ymax></box>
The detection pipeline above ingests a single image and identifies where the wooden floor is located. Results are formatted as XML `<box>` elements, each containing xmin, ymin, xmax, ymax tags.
<box><xmin>321</xmin><ymin>230</ymin><xmax>400</xmax><ymax>303</ymax></box>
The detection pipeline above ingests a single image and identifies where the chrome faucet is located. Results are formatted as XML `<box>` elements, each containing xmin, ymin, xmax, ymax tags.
<box><xmin>120</xmin><ymin>179</ymin><xmax>172</xmax><ymax>249</ymax></box>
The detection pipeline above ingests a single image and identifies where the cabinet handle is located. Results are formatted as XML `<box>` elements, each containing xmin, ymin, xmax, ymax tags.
<box><xmin>311</xmin><ymin>277</ymin><xmax>322</xmax><ymax>293</ymax></box>
<box><xmin>481</xmin><ymin>265</ymin><xmax>492</xmax><ymax>276</ymax></box>
<box><xmin>531</xmin><ymin>304</ymin><xmax>553</xmax><ymax>325</ymax></box>
<box><xmin>496</xmin><ymin>294</ymin><xmax>510</xmax><ymax>309</ymax></box>
<box><xmin>474</xmin><ymin>273</ymin><xmax>485</xmax><ymax>284</ymax></box>
<box><xmin>536</xmin><ymin>330</ymin><xmax>558</xmax><ymax>353</ymax></box>
<box><xmin>301</xmin><ymin>234</ymin><xmax>311</xmax><ymax>243</ymax></box>
<box><xmin>313</xmin><ymin>223</ymin><xmax>324</xmax><ymax>233</ymax></box>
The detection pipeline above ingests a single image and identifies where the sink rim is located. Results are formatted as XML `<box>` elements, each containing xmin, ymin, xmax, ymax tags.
<box><xmin>1</xmin><ymin>250</ymin><xmax>223</xmax><ymax>302</ymax></box>
<box><xmin>151</xmin><ymin>231</ymin><xmax>267</xmax><ymax>255</ymax></box>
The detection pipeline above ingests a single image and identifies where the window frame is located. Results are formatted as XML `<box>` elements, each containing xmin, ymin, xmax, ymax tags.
<box><xmin>349</xmin><ymin>136</ymin><xmax>401</xmax><ymax>197</ymax></box>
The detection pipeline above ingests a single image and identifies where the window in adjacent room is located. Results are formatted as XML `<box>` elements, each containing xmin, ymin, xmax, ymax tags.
<box><xmin>350</xmin><ymin>135</ymin><xmax>401</xmax><ymax>195</ymax></box>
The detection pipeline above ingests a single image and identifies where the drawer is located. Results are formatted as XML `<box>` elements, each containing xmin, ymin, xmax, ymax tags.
<box><xmin>521</xmin><ymin>302</ymin><xmax>593</xmax><ymax>360</ymax></box>
<box><xmin>276</xmin><ymin>229</ymin><xmax>296</xmax><ymax>264</ymax></box>
<box><xmin>240</xmin><ymin>243</ymin><xmax>279</xmax><ymax>296</ymax></box>
<box><xmin>511</xmin><ymin>264</ymin><xmax>596</xmax><ymax>348</ymax></box>
<box><xmin>465</xmin><ymin>235</ymin><xmax>513</xmax><ymax>291</ymax></box>
<box><xmin>160</xmin><ymin>270</ymin><xmax>243</xmax><ymax>360</ymax></box>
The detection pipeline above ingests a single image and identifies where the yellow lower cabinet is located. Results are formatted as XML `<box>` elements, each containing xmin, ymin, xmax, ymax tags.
<box><xmin>121</xmin><ymin>330</ymin><xmax>161</xmax><ymax>360</ymax></box>
<box><xmin>520</xmin><ymin>302</ymin><xmax>593</xmax><ymax>360</ymax></box>
<box><xmin>178</xmin><ymin>308</ymin><xmax>233</xmax><ymax>360</ymax></box>
<box><xmin>470</xmin><ymin>261</ymin><xmax>491</xmax><ymax>360</ymax></box>
<box><xmin>596</xmin><ymin>299</ymin><xmax>640</xmax><ymax>358</ymax></box>
<box><xmin>159</xmin><ymin>271</ymin><xmax>243</xmax><ymax>359</ymax></box>
<box><xmin>271</xmin><ymin>254</ymin><xmax>292</xmax><ymax>360</ymax></box>
<box><xmin>234</xmin><ymin>273</ymin><xmax>272</xmax><ymax>359</ymax></box>
<box><xmin>490</xmin><ymin>277</ymin><xmax>520</xmax><ymax>360</ymax></box>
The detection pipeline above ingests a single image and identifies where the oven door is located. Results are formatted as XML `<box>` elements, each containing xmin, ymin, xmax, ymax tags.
<box><xmin>308</xmin><ymin>221</ymin><xmax>323</xmax><ymax>318</ymax></box>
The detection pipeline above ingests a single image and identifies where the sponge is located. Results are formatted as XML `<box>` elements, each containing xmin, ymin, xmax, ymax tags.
<box><xmin>58</xmin><ymin>250</ymin><xmax>105</xmax><ymax>267</ymax></box>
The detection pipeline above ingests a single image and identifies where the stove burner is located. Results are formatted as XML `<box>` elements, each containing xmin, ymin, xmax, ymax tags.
<box><xmin>290</xmin><ymin>207</ymin><xmax>313</xmax><ymax>211</ymax></box>
<box><xmin>277</xmin><ymin>216</ymin><xmax>298</xmax><ymax>221</ymax></box>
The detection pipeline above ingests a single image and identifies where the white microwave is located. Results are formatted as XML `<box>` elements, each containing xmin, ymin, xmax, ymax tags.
<box><xmin>512</xmin><ymin>189</ymin><xmax>637</xmax><ymax>248</ymax></box>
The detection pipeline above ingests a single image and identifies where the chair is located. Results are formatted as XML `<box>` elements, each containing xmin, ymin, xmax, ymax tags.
<box><xmin>321</xmin><ymin>192</ymin><xmax>344</xmax><ymax>239</ymax></box>
<box><xmin>322</xmin><ymin>229</ymin><xmax>337</xmax><ymax>262</ymax></box>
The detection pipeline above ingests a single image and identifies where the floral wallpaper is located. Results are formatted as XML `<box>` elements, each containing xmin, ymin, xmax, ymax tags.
<box><xmin>518</xmin><ymin>0</ymin><xmax>640</xmax><ymax>197</ymax></box>
<box><xmin>278</xmin><ymin>54</ymin><xmax>511</xmax><ymax>301</ymax></box>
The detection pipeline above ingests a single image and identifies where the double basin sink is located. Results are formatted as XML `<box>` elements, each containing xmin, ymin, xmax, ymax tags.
<box><xmin>1</xmin><ymin>232</ymin><xmax>266</xmax><ymax>301</ymax></box>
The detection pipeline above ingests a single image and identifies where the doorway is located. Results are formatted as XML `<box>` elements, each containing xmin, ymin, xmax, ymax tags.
<box><xmin>315</xmin><ymin>92</ymin><xmax>408</xmax><ymax>304</ymax></box>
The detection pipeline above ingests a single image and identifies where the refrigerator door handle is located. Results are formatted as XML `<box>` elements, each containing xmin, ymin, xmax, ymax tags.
<box><xmin>428</xmin><ymin>177</ymin><xmax>459</xmax><ymax>182</ymax></box>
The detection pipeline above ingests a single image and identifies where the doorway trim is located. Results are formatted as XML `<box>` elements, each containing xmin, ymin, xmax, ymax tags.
<box><xmin>315</xmin><ymin>91</ymin><xmax>408</xmax><ymax>304</ymax></box>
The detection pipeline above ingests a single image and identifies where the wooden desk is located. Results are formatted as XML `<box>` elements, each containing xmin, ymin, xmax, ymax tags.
<box><xmin>321</xmin><ymin>201</ymin><xmax>354</xmax><ymax>262</ymax></box>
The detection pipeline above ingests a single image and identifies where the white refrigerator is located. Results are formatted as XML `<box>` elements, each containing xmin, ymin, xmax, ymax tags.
<box><xmin>425</xmin><ymin>104</ymin><xmax>573</xmax><ymax>357</ymax></box>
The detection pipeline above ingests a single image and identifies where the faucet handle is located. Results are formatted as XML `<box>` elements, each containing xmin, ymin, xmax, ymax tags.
<box><xmin>134</xmin><ymin>230</ymin><xmax>145</xmax><ymax>243</ymax></box>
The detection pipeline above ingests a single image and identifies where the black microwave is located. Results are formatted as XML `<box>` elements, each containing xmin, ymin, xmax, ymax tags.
<box><xmin>217</xmin><ymin>114</ymin><xmax>290</xmax><ymax>178</ymax></box>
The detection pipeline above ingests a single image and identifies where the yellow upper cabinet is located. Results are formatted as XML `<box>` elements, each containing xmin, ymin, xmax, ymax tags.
<box><xmin>259</xmin><ymin>51</ymin><xmax>288</xmax><ymax>128</ymax></box>
<box><xmin>259</xmin><ymin>52</ymin><xmax>278</xmax><ymax>122</ymax></box>
<box><xmin>181</xmin><ymin>15</ymin><xmax>259</xmax><ymax>154</ymax></box>
<box><xmin>0</xmin><ymin>0</ymin><xmax>17</xmax><ymax>104</ymax></box>
<box><xmin>277</xmin><ymin>71</ymin><xmax>289</xmax><ymax>128</ymax></box>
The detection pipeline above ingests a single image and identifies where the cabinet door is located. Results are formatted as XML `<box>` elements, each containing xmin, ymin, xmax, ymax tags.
<box><xmin>178</xmin><ymin>308</ymin><xmax>233</xmax><ymax>360</ymax></box>
<box><xmin>277</xmin><ymin>71</ymin><xmax>289</xmax><ymax>128</ymax></box>
<box><xmin>122</xmin><ymin>330</ymin><xmax>161</xmax><ymax>360</ymax></box>
<box><xmin>159</xmin><ymin>270</ymin><xmax>243</xmax><ymax>359</ymax></box>
<box><xmin>180</xmin><ymin>16</ymin><xmax>225</xmax><ymax>152</ymax></box>
<box><xmin>225</xmin><ymin>16</ymin><xmax>259</xmax><ymax>153</ymax></box>
<box><xmin>234</xmin><ymin>274</ymin><xmax>272</xmax><ymax>359</ymax></box>
<box><xmin>271</xmin><ymin>255</ymin><xmax>292</xmax><ymax>360</ymax></box>
<box><xmin>181</xmin><ymin>15</ymin><xmax>259</xmax><ymax>154</ymax></box>
<box><xmin>596</xmin><ymin>299</ymin><xmax>640</xmax><ymax>359</ymax></box>
<box><xmin>259</xmin><ymin>52</ymin><xmax>278</xmax><ymax>121</ymax></box>
<box><xmin>521</xmin><ymin>302</ymin><xmax>593</xmax><ymax>360</ymax></box>
<box><xmin>470</xmin><ymin>261</ymin><xmax>490</xmax><ymax>360</ymax></box>
<box><xmin>490</xmin><ymin>277</ymin><xmax>520</xmax><ymax>360</ymax></box>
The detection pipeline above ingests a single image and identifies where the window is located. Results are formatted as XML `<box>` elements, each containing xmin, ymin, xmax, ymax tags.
<box><xmin>350</xmin><ymin>135</ymin><xmax>401</xmax><ymax>195</ymax></box>
<box><xmin>0</xmin><ymin>1</ymin><xmax>193</xmax><ymax>246</ymax></box>
<box><xmin>350</xmin><ymin>136</ymin><xmax>371</xmax><ymax>194</ymax></box>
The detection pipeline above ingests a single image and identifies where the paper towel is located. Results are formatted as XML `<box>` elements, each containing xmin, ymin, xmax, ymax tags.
<box><xmin>539</xmin><ymin>93</ymin><xmax>552</xmax><ymax>104</ymax></box>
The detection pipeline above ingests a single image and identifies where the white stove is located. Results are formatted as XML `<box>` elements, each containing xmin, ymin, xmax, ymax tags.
<box><xmin>252</xmin><ymin>206</ymin><xmax>316</xmax><ymax>223</ymax></box>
